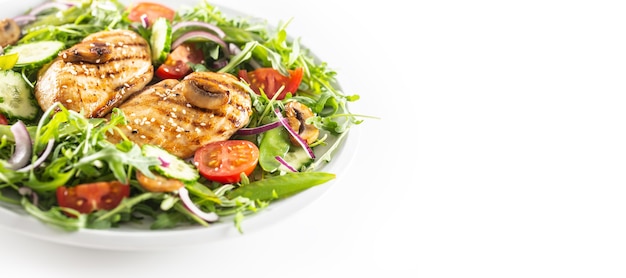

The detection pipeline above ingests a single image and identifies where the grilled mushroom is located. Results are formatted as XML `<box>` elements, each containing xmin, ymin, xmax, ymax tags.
<box><xmin>0</xmin><ymin>18</ymin><xmax>20</xmax><ymax>48</ymax></box>
<box><xmin>181</xmin><ymin>72</ymin><xmax>239</xmax><ymax>110</ymax></box>
<box><xmin>62</xmin><ymin>42</ymin><xmax>113</xmax><ymax>64</ymax></box>
<box><xmin>285</xmin><ymin>101</ymin><xmax>319</xmax><ymax>145</ymax></box>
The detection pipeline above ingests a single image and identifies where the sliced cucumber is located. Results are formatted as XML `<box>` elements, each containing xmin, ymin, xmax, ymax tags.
<box><xmin>278</xmin><ymin>147</ymin><xmax>314</xmax><ymax>172</ymax></box>
<box><xmin>5</xmin><ymin>41</ymin><xmax>65</xmax><ymax>68</ymax></box>
<box><xmin>0</xmin><ymin>70</ymin><xmax>40</xmax><ymax>120</ymax></box>
<box><xmin>150</xmin><ymin>17</ymin><xmax>172</xmax><ymax>65</ymax></box>
<box><xmin>142</xmin><ymin>144</ymin><xmax>199</xmax><ymax>182</ymax></box>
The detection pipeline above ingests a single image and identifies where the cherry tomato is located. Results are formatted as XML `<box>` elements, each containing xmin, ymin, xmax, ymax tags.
<box><xmin>156</xmin><ymin>43</ymin><xmax>205</xmax><ymax>79</ymax></box>
<box><xmin>0</xmin><ymin>114</ymin><xmax>8</xmax><ymax>125</ymax></box>
<box><xmin>194</xmin><ymin>140</ymin><xmax>260</xmax><ymax>184</ymax></box>
<box><xmin>56</xmin><ymin>181</ymin><xmax>130</xmax><ymax>214</ymax></box>
<box><xmin>238</xmin><ymin>67</ymin><xmax>303</xmax><ymax>100</ymax></box>
<box><xmin>127</xmin><ymin>2</ymin><xmax>175</xmax><ymax>27</ymax></box>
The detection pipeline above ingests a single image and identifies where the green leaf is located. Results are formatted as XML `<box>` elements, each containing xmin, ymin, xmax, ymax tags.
<box><xmin>75</xmin><ymin>143</ymin><xmax>160</xmax><ymax>183</ymax></box>
<box><xmin>226</xmin><ymin>172</ymin><xmax>335</xmax><ymax>201</ymax></box>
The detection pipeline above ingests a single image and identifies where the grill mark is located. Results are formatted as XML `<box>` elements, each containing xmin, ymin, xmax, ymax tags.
<box><xmin>62</xmin><ymin>58</ymin><xmax>150</xmax><ymax>79</ymax></box>
<box><xmin>227</xmin><ymin>112</ymin><xmax>243</xmax><ymax>128</ymax></box>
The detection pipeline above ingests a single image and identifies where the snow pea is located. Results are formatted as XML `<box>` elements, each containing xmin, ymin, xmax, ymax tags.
<box><xmin>258</xmin><ymin>127</ymin><xmax>290</xmax><ymax>172</ymax></box>
<box><xmin>226</xmin><ymin>172</ymin><xmax>336</xmax><ymax>201</ymax></box>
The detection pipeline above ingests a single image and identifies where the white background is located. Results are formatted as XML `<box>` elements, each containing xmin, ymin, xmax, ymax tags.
<box><xmin>1</xmin><ymin>0</ymin><xmax>625</xmax><ymax>277</ymax></box>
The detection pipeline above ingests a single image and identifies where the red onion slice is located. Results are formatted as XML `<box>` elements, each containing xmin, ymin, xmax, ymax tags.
<box><xmin>172</xmin><ymin>31</ymin><xmax>230</xmax><ymax>56</ymax></box>
<box><xmin>172</xmin><ymin>21</ymin><xmax>225</xmax><ymax>38</ymax></box>
<box><xmin>273</xmin><ymin>108</ymin><xmax>315</xmax><ymax>159</ymax></box>
<box><xmin>28</xmin><ymin>2</ymin><xmax>73</xmax><ymax>16</ymax></box>
<box><xmin>18</xmin><ymin>187</ymin><xmax>39</xmax><ymax>206</ymax></box>
<box><xmin>178</xmin><ymin>187</ymin><xmax>219</xmax><ymax>222</ymax></box>
<box><xmin>236</xmin><ymin>121</ymin><xmax>281</xmax><ymax>136</ymax></box>
<box><xmin>8</xmin><ymin>121</ymin><xmax>32</xmax><ymax>170</ymax></box>
<box><xmin>16</xmin><ymin>139</ymin><xmax>54</xmax><ymax>173</ymax></box>
<box><xmin>140</xmin><ymin>14</ymin><xmax>149</xmax><ymax>29</ymax></box>
<box><xmin>275</xmin><ymin>156</ymin><xmax>297</xmax><ymax>172</ymax></box>
<box><xmin>158</xmin><ymin>156</ymin><xmax>170</xmax><ymax>168</ymax></box>
<box><xmin>12</xmin><ymin>15</ymin><xmax>37</xmax><ymax>26</ymax></box>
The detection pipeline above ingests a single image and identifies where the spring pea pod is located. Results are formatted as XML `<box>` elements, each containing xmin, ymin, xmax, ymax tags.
<box><xmin>226</xmin><ymin>172</ymin><xmax>336</xmax><ymax>201</ymax></box>
<box><xmin>258</xmin><ymin>127</ymin><xmax>290</xmax><ymax>172</ymax></box>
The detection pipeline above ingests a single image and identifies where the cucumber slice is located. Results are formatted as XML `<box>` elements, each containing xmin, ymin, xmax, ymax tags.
<box><xmin>278</xmin><ymin>147</ymin><xmax>314</xmax><ymax>172</ymax></box>
<box><xmin>0</xmin><ymin>70</ymin><xmax>40</xmax><ymax>120</ymax></box>
<box><xmin>142</xmin><ymin>144</ymin><xmax>199</xmax><ymax>182</ymax></box>
<box><xmin>150</xmin><ymin>17</ymin><xmax>172</xmax><ymax>64</ymax></box>
<box><xmin>5</xmin><ymin>41</ymin><xmax>65</xmax><ymax>68</ymax></box>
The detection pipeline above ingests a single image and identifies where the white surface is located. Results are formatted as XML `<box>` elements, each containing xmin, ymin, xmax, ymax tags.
<box><xmin>1</xmin><ymin>0</ymin><xmax>625</xmax><ymax>277</ymax></box>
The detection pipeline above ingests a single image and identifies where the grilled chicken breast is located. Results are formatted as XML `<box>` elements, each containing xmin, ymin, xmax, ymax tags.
<box><xmin>107</xmin><ymin>71</ymin><xmax>253</xmax><ymax>158</ymax></box>
<box><xmin>35</xmin><ymin>29</ymin><xmax>153</xmax><ymax>118</ymax></box>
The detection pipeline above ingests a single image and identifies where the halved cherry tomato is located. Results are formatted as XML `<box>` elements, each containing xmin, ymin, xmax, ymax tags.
<box><xmin>194</xmin><ymin>140</ymin><xmax>260</xmax><ymax>184</ymax></box>
<box><xmin>156</xmin><ymin>43</ymin><xmax>205</xmax><ymax>79</ymax></box>
<box><xmin>56</xmin><ymin>181</ymin><xmax>130</xmax><ymax>214</ymax></box>
<box><xmin>0</xmin><ymin>114</ymin><xmax>8</xmax><ymax>125</ymax></box>
<box><xmin>238</xmin><ymin>67</ymin><xmax>303</xmax><ymax>100</ymax></box>
<box><xmin>127</xmin><ymin>2</ymin><xmax>175</xmax><ymax>27</ymax></box>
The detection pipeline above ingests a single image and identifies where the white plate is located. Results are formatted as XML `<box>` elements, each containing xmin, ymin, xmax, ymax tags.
<box><xmin>0</xmin><ymin>0</ymin><xmax>358</xmax><ymax>250</ymax></box>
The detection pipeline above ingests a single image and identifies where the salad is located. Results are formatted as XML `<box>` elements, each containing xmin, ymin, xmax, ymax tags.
<box><xmin>0</xmin><ymin>0</ymin><xmax>362</xmax><ymax>232</ymax></box>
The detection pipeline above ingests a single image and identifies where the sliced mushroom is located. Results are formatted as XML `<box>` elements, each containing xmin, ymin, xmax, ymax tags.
<box><xmin>180</xmin><ymin>72</ymin><xmax>238</xmax><ymax>110</ymax></box>
<box><xmin>0</xmin><ymin>18</ymin><xmax>20</xmax><ymax>48</ymax></box>
<box><xmin>61</xmin><ymin>41</ymin><xmax>113</xmax><ymax>64</ymax></box>
<box><xmin>285</xmin><ymin>101</ymin><xmax>319</xmax><ymax>145</ymax></box>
